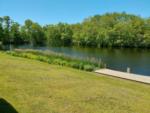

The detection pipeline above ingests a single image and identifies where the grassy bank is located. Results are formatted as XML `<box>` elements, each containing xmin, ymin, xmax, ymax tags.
<box><xmin>6</xmin><ymin>49</ymin><xmax>104</xmax><ymax>71</ymax></box>
<box><xmin>0</xmin><ymin>52</ymin><xmax>150</xmax><ymax>113</ymax></box>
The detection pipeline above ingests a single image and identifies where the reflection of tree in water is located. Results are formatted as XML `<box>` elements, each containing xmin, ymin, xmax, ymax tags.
<box><xmin>0</xmin><ymin>98</ymin><xmax>18</xmax><ymax>113</ymax></box>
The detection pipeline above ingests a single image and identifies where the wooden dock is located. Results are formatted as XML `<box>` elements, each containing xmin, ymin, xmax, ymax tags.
<box><xmin>95</xmin><ymin>69</ymin><xmax>150</xmax><ymax>84</ymax></box>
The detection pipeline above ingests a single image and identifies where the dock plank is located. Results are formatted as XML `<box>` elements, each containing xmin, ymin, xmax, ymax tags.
<box><xmin>95</xmin><ymin>69</ymin><xmax>150</xmax><ymax>84</ymax></box>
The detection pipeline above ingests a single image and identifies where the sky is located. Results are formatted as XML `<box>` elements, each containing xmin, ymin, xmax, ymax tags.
<box><xmin>0</xmin><ymin>0</ymin><xmax>150</xmax><ymax>25</ymax></box>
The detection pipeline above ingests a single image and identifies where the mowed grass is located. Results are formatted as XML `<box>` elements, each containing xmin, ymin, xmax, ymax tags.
<box><xmin>0</xmin><ymin>52</ymin><xmax>150</xmax><ymax>113</ymax></box>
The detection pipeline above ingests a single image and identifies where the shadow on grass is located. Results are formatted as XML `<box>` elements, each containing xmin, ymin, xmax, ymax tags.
<box><xmin>0</xmin><ymin>98</ymin><xmax>18</xmax><ymax>113</ymax></box>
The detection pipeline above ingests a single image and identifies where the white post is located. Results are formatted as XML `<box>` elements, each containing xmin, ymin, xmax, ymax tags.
<box><xmin>127</xmin><ymin>67</ymin><xmax>131</xmax><ymax>73</ymax></box>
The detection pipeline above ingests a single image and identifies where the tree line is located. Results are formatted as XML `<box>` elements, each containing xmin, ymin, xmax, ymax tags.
<box><xmin>0</xmin><ymin>12</ymin><xmax>150</xmax><ymax>48</ymax></box>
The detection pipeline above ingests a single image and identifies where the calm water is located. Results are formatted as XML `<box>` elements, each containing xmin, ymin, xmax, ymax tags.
<box><xmin>19</xmin><ymin>46</ymin><xmax>150</xmax><ymax>76</ymax></box>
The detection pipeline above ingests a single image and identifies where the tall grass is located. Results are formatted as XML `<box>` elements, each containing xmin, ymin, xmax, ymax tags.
<box><xmin>6</xmin><ymin>49</ymin><xmax>104</xmax><ymax>71</ymax></box>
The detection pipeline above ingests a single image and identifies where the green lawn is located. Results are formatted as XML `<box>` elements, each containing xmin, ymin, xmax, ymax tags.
<box><xmin>0</xmin><ymin>52</ymin><xmax>150</xmax><ymax>113</ymax></box>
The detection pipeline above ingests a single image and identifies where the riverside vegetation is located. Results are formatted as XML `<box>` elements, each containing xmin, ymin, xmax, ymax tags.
<box><xmin>6</xmin><ymin>49</ymin><xmax>104</xmax><ymax>71</ymax></box>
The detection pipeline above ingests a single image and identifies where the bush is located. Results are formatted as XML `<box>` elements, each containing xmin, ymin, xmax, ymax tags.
<box><xmin>70</xmin><ymin>62</ymin><xmax>80</xmax><ymax>69</ymax></box>
<box><xmin>36</xmin><ymin>56</ymin><xmax>47</xmax><ymax>62</ymax></box>
<box><xmin>53</xmin><ymin>59</ymin><xmax>62</xmax><ymax>65</ymax></box>
<box><xmin>79</xmin><ymin>63</ymin><xmax>84</xmax><ymax>70</ymax></box>
<box><xmin>83</xmin><ymin>65</ymin><xmax>94</xmax><ymax>71</ymax></box>
<box><xmin>60</xmin><ymin>60</ymin><xmax>68</xmax><ymax>66</ymax></box>
<box><xmin>47</xmin><ymin>59</ymin><xmax>52</xmax><ymax>64</ymax></box>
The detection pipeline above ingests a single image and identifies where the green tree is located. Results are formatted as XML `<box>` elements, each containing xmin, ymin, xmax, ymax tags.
<box><xmin>0</xmin><ymin>17</ymin><xmax>3</xmax><ymax>43</ymax></box>
<box><xmin>24</xmin><ymin>20</ymin><xmax>45</xmax><ymax>46</ymax></box>
<box><xmin>3</xmin><ymin>16</ymin><xmax>11</xmax><ymax>44</ymax></box>
<box><xmin>45</xmin><ymin>25</ymin><xmax>61</xmax><ymax>46</ymax></box>
<box><xmin>10</xmin><ymin>22</ymin><xmax>22</xmax><ymax>45</ymax></box>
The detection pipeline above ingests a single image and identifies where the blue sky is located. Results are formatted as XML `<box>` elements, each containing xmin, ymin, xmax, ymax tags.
<box><xmin>0</xmin><ymin>0</ymin><xmax>150</xmax><ymax>25</ymax></box>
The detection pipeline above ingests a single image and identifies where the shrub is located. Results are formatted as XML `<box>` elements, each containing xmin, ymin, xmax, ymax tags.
<box><xmin>79</xmin><ymin>63</ymin><xmax>84</xmax><ymax>70</ymax></box>
<box><xmin>53</xmin><ymin>59</ymin><xmax>62</xmax><ymax>65</ymax></box>
<box><xmin>60</xmin><ymin>60</ymin><xmax>68</xmax><ymax>66</ymax></box>
<box><xmin>83</xmin><ymin>65</ymin><xmax>94</xmax><ymax>71</ymax></box>
<box><xmin>70</xmin><ymin>62</ymin><xmax>80</xmax><ymax>69</ymax></box>
<box><xmin>47</xmin><ymin>59</ymin><xmax>52</xmax><ymax>64</ymax></box>
<box><xmin>36</xmin><ymin>56</ymin><xmax>47</xmax><ymax>62</ymax></box>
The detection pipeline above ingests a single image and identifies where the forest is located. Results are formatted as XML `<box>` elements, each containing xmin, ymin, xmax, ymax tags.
<box><xmin>0</xmin><ymin>12</ymin><xmax>150</xmax><ymax>48</ymax></box>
